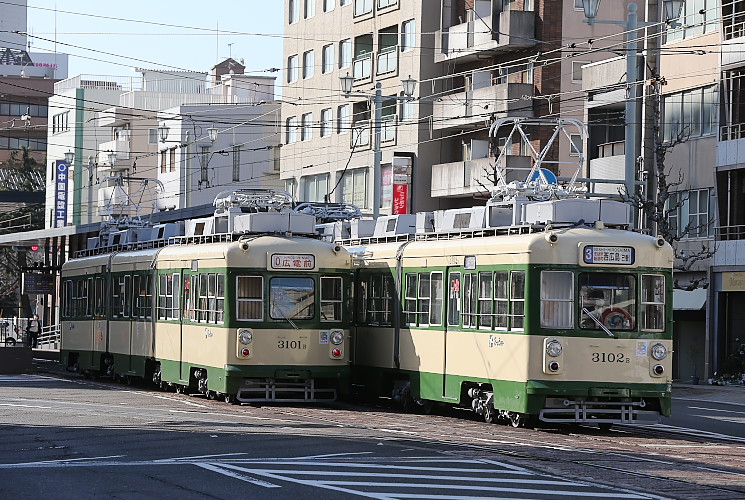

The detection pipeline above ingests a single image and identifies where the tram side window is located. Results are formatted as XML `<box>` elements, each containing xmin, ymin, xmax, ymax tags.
<box><xmin>494</xmin><ymin>271</ymin><xmax>509</xmax><ymax>329</ymax></box>
<box><xmin>321</xmin><ymin>276</ymin><xmax>343</xmax><ymax>322</ymax></box>
<box><xmin>447</xmin><ymin>272</ymin><xmax>461</xmax><ymax>326</ymax></box>
<box><xmin>93</xmin><ymin>277</ymin><xmax>105</xmax><ymax>317</ymax></box>
<box><xmin>462</xmin><ymin>273</ymin><xmax>477</xmax><ymax>328</ymax></box>
<box><xmin>133</xmin><ymin>274</ymin><xmax>153</xmax><ymax>319</ymax></box>
<box><xmin>158</xmin><ymin>273</ymin><xmax>181</xmax><ymax>320</ymax></box>
<box><xmin>541</xmin><ymin>271</ymin><xmax>574</xmax><ymax>329</ymax></box>
<box><xmin>74</xmin><ymin>279</ymin><xmax>90</xmax><ymax>318</ymax></box>
<box><xmin>62</xmin><ymin>280</ymin><xmax>73</xmax><ymax>318</ymax></box>
<box><xmin>429</xmin><ymin>272</ymin><xmax>444</xmax><ymax>326</ymax></box>
<box><xmin>237</xmin><ymin>275</ymin><xmax>263</xmax><ymax>321</ymax></box>
<box><xmin>641</xmin><ymin>274</ymin><xmax>665</xmax><ymax>331</ymax></box>
<box><xmin>478</xmin><ymin>272</ymin><xmax>493</xmax><ymax>329</ymax></box>
<box><xmin>404</xmin><ymin>273</ymin><xmax>418</xmax><ymax>325</ymax></box>
<box><xmin>365</xmin><ymin>273</ymin><xmax>393</xmax><ymax>326</ymax></box>
<box><xmin>511</xmin><ymin>271</ymin><xmax>526</xmax><ymax>330</ymax></box>
<box><xmin>270</xmin><ymin>277</ymin><xmax>314</xmax><ymax>320</ymax></box>
<box><xmin>194</xmin><ymin>273</ymin><xmax>225</xmax><ymax>324</ymax></box>
<box><xmin>578</xmin><ymin>273</ymin><xmax>636</xmax><ymax>330</ymax></box>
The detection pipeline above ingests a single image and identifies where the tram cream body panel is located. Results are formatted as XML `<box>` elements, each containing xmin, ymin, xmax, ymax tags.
<box><xmin>443</xmin><ymin>331</ymin><xmax>531</xmax><ymax>382</ymax></box>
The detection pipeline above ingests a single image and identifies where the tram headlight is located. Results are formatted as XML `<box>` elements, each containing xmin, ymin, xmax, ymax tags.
<box><xmin>546</xmin><ymin>340</ymin><xmax>563</xmax><ymax>357</ymax></box>
<box><xmin>651</xmin><ymin>343</ymin><xmax>668</xmax><ymax>361</ymax></box>
<box><xmin>238</xmin><ymin>329</ymin><xmax>253</xmax><ymax>345</ymax></box>
<box><xmin>330</xmin><ymin>330</ymin><xmax>344</xmax><ymax>345</ymax></box>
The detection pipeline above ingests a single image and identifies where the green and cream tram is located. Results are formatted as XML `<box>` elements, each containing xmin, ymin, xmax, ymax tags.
<box><xmin>349</xmin><ymin>199</ymin><xmax>674</xmax><ymax>427</ymax></box>
<box><xmin>61</xmin><ymin>190</ymin><xmax>353</xmax><ymax>403</ymax></box>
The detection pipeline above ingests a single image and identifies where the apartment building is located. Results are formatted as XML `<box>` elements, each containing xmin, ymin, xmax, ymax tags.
<box><xmin>280</xmin><ymin>0</ymin><xmax>643</xmax><ymax>216</ymax></box>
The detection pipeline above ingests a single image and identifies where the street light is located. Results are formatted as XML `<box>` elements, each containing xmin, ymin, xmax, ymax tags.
<box><xmin>107</xmin><ymin>151</ymin><xmax>117</xmax><ymax>168</ymax></box>
<box><xmin>339</xmin><ymin>73</ymin><xmax>417</xmax><ymax>218</ymax></box>
<box><xmin>158</xmin><ymin>122</ymin><xmax>170</xmax><ymax>143</ymax></box>
<box><xmin>64</xmin><ymin>150</ymin><xmax>74</xmax><ymax>164</ymax></box>
<box><xmin>207</xmin><ymin>126</ymin><xmax>219</xmax><ymax>143</ymax></box>
<box><xmin>581</xmin><ymin>0</ymin><xmax>684</xmax><ymax>206</ymax></box>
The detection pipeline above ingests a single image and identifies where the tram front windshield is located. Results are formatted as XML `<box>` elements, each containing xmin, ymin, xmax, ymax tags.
<box><xmin>270</xmin><ymin>277</ymin><xmax>314</xmax><ymax>320</ymax></box>
<box><xmin>579</xmin><ymin>273</ymin><xmax>636</xmax><ymax>330</ymax></box>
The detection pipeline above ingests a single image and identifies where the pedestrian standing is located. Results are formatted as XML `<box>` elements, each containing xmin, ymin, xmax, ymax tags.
<box><xmin>26</xmin><ymin>315</ymin><xmax>40</xmax><ymax>348</ymax></box>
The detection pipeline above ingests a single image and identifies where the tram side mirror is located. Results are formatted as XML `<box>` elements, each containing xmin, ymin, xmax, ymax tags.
<box><xmin>545</xmin><ymin>233</ymin><xmax>558</xmax><ymax>244</ymax></box>
<box><xmin>656</xmin><ymin>238</ymin><xmax>665</xmax><ymax>248</ymax></box>
<box><xmin>240</xmin><ymin>241</ymin><xmax>250</xmax><ymax>252</ymax></box>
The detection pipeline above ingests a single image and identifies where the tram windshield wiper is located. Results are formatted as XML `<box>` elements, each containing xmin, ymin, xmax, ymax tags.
<box><xmin>582</xmin><ymin>307</ymin><xmax>615</xmax><ymax>338</ymax></box>
<box><xmin>274</xmin><ymin>305</ymin><xmax>299</xmax><ymax>330</ymax></box>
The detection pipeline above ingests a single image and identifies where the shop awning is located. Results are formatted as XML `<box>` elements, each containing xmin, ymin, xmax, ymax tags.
<box><xmin>673</xmin><ymin>288</ymin><xmax>707</xmax><ymax>310</ymax></box>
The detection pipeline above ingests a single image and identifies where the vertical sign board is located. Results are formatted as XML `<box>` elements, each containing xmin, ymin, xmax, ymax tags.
<box><xmin>392</xmin><ymin>156</ymin><xmax>412</xmax><ymax>215</ymax></box>
<box><xmin>393</xmin><ymin>184</ymin><xmax>409</xmax><ymax>215</ymax></box>
<box><xmin>54</xmin><ymin>160</ymin><xmax>69</xmax><ymax>228</ymax></box>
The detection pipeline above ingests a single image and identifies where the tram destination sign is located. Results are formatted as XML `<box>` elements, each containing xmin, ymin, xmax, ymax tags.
<box><xmin>270</xmin><ymin>253</ymin><xmax>316</xmax><ymax>270</ymax></box>
<box><xmin>583</xmin><ymin>245</ymin><xmax>635</xmax><ymax>265</ymax></box>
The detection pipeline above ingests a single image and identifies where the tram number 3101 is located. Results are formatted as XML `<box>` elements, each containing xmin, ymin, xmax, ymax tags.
<box><xmin>278</xmin><ymin>340</ymin><xmax>307</xmax><ymax>350</ymax></box>
<box><xmin>591</xmin><ymin>352</ymin><xmax>629</xmax><ymax>363</ymax></box>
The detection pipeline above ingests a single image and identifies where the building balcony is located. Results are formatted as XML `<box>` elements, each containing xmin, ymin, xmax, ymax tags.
<box><xmin>714</xmin><ymin>228</ymin><xmax>745</xmax><ymax>266</ymax></box>
<box><xmin>431</xmin><ymin>155</ymin><xmax>531</xmax><ymax>198</ymax></box>
<box><xmin>589</xmin><ymin>141</ymin><xmax>625</xmax><ymax>195</ymax></box>
<box><xmin>717</xmin><ymin>125</ymin><xmax>745</xmax><ymax>168</ymax></box>
<box><xmin>434</xmin><ymin>10</ymin><xmax>535</xmax><ymax>64</ymax></box>
<box><xmin>723</xmin><ymin>19</ymin><xmax>745</xmax><ymax>66</ymax></box>
<box><xmin>582</xmin><ymin>57</ymin><xmax>626</xmax><ymax>92</ymax></box>
<box><xmin>432</xmin><ymin>82</ymin><xmax>533</xmax><ymax>131</ymax></box>
<box><xmin>98</xmin><ymin>107</ymin><xmax>131</xmax><ymax>128</ymax></box>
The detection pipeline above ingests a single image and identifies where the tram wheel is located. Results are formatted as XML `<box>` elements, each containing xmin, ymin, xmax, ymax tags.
<box><xmin>422</xmin><ymin>400</ymin><xmax>436</xmax><ymax>416</ymax></box>
<box><xmin>206</xmin><ymin>391</ymin><xmax>216</xmax><ymax>400</ymax></box>
<box><xmin>509</xmin><ymin>412</ymin><xmax>524</xmax><ymax>428</ymax></box>
<box><xmin>483</xmin><ymin>404</ymin><xmax>496</xmax><ymax>424</ymax></box>
<box><xmin>175</xmin><ymin>385</ymin><xmax>186</xmax><ymax>394</ymax></box>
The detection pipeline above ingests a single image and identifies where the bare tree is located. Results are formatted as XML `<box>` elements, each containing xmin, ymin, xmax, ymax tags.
<box><xmin>625</xmin><ymin>77</ymin><xmax>714</xmax><ymax>291</ymax></box>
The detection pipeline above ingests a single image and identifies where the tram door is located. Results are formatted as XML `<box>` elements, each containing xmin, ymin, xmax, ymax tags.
<box><xmin>443</xmin><ymin>269</ymin><xmax>462</xmax><ymax>400</ymax></box>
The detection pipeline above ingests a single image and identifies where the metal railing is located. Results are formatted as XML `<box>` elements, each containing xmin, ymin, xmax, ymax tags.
<box><xmin>721</xmin><ymin>123</ymin><xmax>745</xmax><ymax>141</ymax></box>
<box><xmin>37</xmin><ymin>324</ymin><xmax>61</xmax><ymax>350</ymax></box>
<box><xmin>716</xmin><ymin>224</ymin><xmax>745</xmax><ymax>241</ymax></box>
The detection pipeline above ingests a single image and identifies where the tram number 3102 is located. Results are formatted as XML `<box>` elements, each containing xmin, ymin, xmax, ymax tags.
<box><xmin>591</xmin><ymin>352</ymin><xmax>629</xmax><ymax>363</ymax></box>
<box><xmin>278</xmin><ymin>340</ymin><xmax>307</xmax><ymax>350</ymax></box>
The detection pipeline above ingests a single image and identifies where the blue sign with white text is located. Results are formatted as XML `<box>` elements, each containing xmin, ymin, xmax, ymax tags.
<box><xmin>54</xmin><ymin>160</ymin><xmax>69</xmax><ymax>228</ymax></box>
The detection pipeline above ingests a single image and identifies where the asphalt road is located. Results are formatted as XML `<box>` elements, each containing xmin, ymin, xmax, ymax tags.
<box><xmin>0</xmin><ymin>372</ymin><xmax>683</xmax><ymax>500</ymax></box>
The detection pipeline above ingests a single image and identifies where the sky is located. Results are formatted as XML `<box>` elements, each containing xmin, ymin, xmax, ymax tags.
<box><xmin>24</xmin><ymin>1</ymin><xmax>286</xmax><ymax>81</ymax></box>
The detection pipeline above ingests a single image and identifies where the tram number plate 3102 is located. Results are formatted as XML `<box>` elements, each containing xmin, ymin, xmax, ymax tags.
<box><xmin>591</xmin><ymin>352</ymin><xmax>630</xmax><ymax>363</ymax></box>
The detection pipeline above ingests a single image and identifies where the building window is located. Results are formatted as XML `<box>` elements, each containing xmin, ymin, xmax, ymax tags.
<box><xmin>668</xmin><ymin>0</ymin><xmax>719</xmax><ymax>41</ymax></box>
<box><xmin>52</xmin><ymin>111</ymin><xmax>69</xmax><ymax>134</ymax></box>
<box><xmin>573</xmin><ymin>0</ymin><xmax>583</xmax><ymax>9</ymax></box>
<box><xmin>569</xmin><ymin>134</ymin><xmax>582</xmax><ymax>156</ymax></box>
<box><xmin>400</xmin><ymin>93</ymin><xmax>415</xmax><ymax>121</ymax></box>
<box><xmin>571</xmin><ymin>61</ymin><xmax>587</xmax><ymax>83</ymax></box>
<box><xmin>288</xmin><ymin>54</ymin><xmax>299</xmax><ymax>83</ymax></box>
<box><xmin>304</xmin><ymin>173</ymin><xmax>330</xmax><ymax>202</ymax></box>
<box><xmin>354</xmin><ymin>0</ymin><xmax>372</xmax><ymax>17</ymax></box>
<box><xmin>667</xmin><ymin>188</ymin><xmax>714</xmax><ymax>239</ymax></box>
<box><xmin>662</xmin><ymin>85</ymin><xmax>717</xmax><ymax>142</ymax></box>
<box><xmin>339</xmin><ymin>39</ymin><xmax>352</xmax><ymax>69</ymax></box>
<box><xmin>340</xmin><ymin>0</ymin><xmax>350</xmax><ymax>5</ymax></box>
<box><xmin>232</xmin><ymin>145</ymin><xmax>241</xmax><ymax>181</ymax></box>
<box><xmin>160</xmin><ymin>150</ymin><xmax>167</xmax><ymax>173</ymax></box>
<box><xmin>322</xmin><ymin>44</ymin><xmax>335</xmax><ymax>74</ymax></box>
<box><xmin>324</xmin><ymin>0</ymin><xmax>335</xmax><ymax>12</ymax></box>
<box><xmin>303</xmin><ymin>50</ymin><xmax>315</xmax><ymax>79</ymax></box>
<box><xmin>286</xmin><ymin>116</ymin><xmax>298</xmax><ymax>144</ymax></box>
<box><xmin>320</xmin><ymin>108</ymin><xmax>332</xmax><ymax>137</ymax></box>
<box><xmin>305</xmin><ymin>0</ymin><xmax>316</xmax><ymax>18</ymax></box>
<box><xmin>301</xmin><ymin>112</ymin><xmax>313</xmax><ymax>141</ymax></box>
<box><xmin>401</xmin><ymin>19</ymin><xmax>416</xmax><ymax>52</ymax></box>
<box><xmin>378</xmin><ymin>0</ymin><xmax>396</xmax><ymax>8</ymax></box>
<box><xmin>199</xmin><ymin>146</ymin><xmax>210</xmax><ymax>184</ymax></box>
<box><xmin>341</xmin><ymin>168</ymin><xmax>367</xmax><ymax>208</ymax></box>
<box><xmin>148</xmin><ymin>128</ymin><xmax>158</xmax><ymax>144</ymax></box>
<box><xmin>337</xmin><ymin>104</ymin><xmax>350</xmax><ymax>134</ymax></box>
<box><xmin>169</xmin><ymin>148</ymin><xmax>176</xmax><ymax>172</ymax></box>
<box><xmin>289</xmin><ymin>0</ymin><xmax>300</xmax><ymax>23</ymax></box>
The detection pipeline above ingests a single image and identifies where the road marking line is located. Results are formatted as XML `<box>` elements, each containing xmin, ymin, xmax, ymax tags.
<box><xmin>318</xmin><ymin>482</ymin><xmax>646</xmax><ymax>498</ymax></box>
<box><xmin>195</xmin><ymin>463</ymin><xmax>281</xmax><ymax>488</ymax></box>
<box><xmin>688</xmin><ymin>405</ymin><xmax>745</xmax><ymax>416</ymax></box>
<box><xmin>0</xmin><ymin>403</ymin><xmax>51</xmax><ymax>408</ymax></box>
